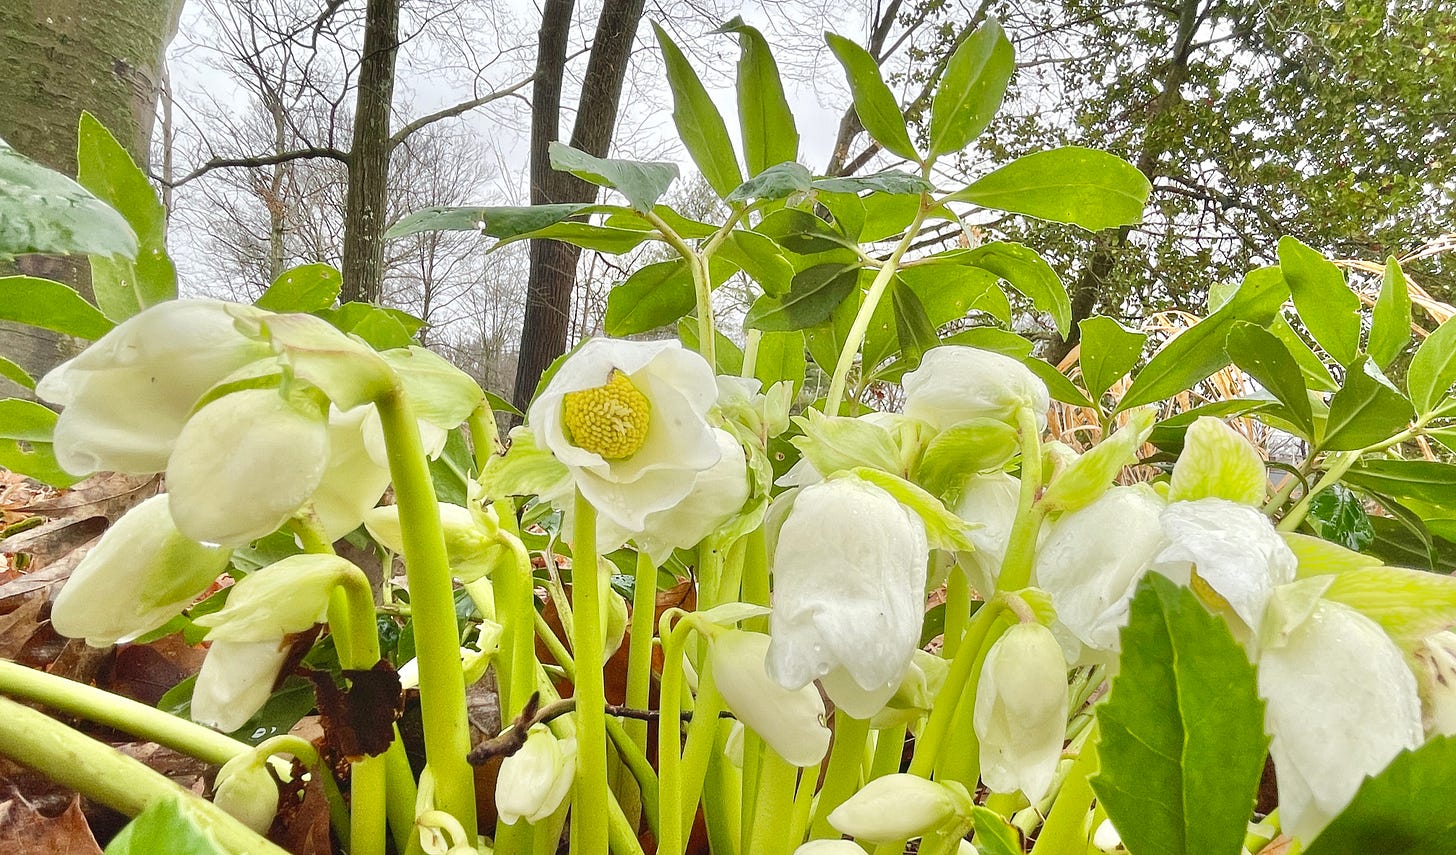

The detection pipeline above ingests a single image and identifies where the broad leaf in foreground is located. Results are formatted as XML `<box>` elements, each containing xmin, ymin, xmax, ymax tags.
<box><xmin>1303</xmin><ymin>737</ymin><xmax>1456</xmax><ymax>855</ymax></box>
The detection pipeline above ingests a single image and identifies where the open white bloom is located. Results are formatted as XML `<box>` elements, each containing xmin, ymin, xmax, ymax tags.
<box><xmin>1035</xmin><ymin>485</ymin><xmax>1166</xmax><ymax>654</ymax></box>
<box><xmin>711</xmin><ymin>630</ymin><xmax>831</xmax><ymax>767</ymax></box>
<box><xmin>527</xmin><ymin>338</ymin><xmax>720</xmax><ymax>533</ymax></box>
<box><xmin>1258</xmin><ymin>600</ymin><xmax>1422</xmax><ymax>843</ymax></box>
<box><xmin>1415</xmin><ymin>631</ymin><xmax>1456</xmax><ymax>735</ymax></box>
<box><xmin>51</xmin><ymin>494</ymin><xmax>231</xmax><ymax>647</ymax></box>
<box><xmin>826</xmin><ymin>773</ymin><xmax>970</xmax><ymax>843</ymax></box>
<box><xmin>1152</xmin><ymin>498</ymin><xmax>1296</xmax><ymax>635</ymax></box>
<box><xmin>192</xmin><ymin>638</ymin><xmax>292</xmax><ymax>732</ymax></box>
<box><xmin>974</xmin><ymin>623</ymin><xmax>1069</xmax><ymax>802</ymax></box>
<box><xmin>768</xmin><ymin>477</ymin><xmax>929</xmax><ymax>718</ymax></box>
<box><xmin>901</xmin><ymin>346</ymin><xmax>1049</xmax><ymax>431</ymax></box>
<box><xmin>166</xmin><ymin>388</ymin><xmax>329</xmax><ymax>547</ymax></box>
<box><xmin>954</xmin><ymin>472</ymin><xmax>1021</xmax><ymax>597</ymax></box>
<box><xmin>632</xmin><ymin>428</ymin><xmax>751</xmax><ymax>563</ymax></box>
<box><xmin>496</xmin><ymin>725</ymin><xmax>577</xmax><ymax>825</ymax></box>
<box><xmin>37</xmin><ymin>299</ymin><xmax>271</xmax><ymax>475</ymax></box>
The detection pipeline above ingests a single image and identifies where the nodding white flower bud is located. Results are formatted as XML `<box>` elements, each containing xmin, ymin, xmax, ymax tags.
<box><xmin>974</xmin><ymin>623</ymin><xmax>1069</xmax><ymax>802</ymax></box>
<box><xmin>768</xmin><ymin>477</ymin><xmax>929</xmax><ymax>719</ymax></box>
<box><xmin>312</xmin><ymin>405</ymin><xmax>393</xmax><ymax>541</ymax></box>
<box><xmin>166</xmin><ymin>388</ymin><xmax>329</xmax><ymax>547</ymax></box>
<box><xmin>194</xmin><ymin>554</ymin><xmax>356</xmax><ymax>642</ymax></box>
<box><xmin>901</xmin><ymin>346</ymin><xmax>1049</xmax><ymax>431</ymax></box>
<box><xmin>826</xmin><ymin>774</ymin><xmax>971</xmax><ymax>843</ymax></box>
<box><xmin>191</xmin><ymin>638</ymin><xmax>293</xmax><ymax>733</ymax></box>
<box><xmin>1092</xmin><ymin>819</ymin><xmax>1124</xmax><ymax>852</ymax></box>
<box><xmin>1259</xmin><ymin>600</ymin><xmax>1422</xmax><ymax>843</ymax></box>
<box><xmin>710</xmin><ymin>630</ymin><xmax>830</xmax><ymax>768</ymax></box>
<box><xmin>50</xmin><ymin>494</ymin><xmax>231</xmax><ymax>647</ymax></box>
<box><xmin>214</xmin><ymin>753</ymin><xmax>280</xmax><ymax>834</ymax></box>
<box><xmin>496</xmin><ymin>726</ymin><xmax>577</xmax><ymax>825</ymax></box>
<box><xmin>792</xmin><ymin>842</ymin><xmax>870</xmax><ymax>854</ymax></box>
<box><xmin>1416</xmin><ymin>631</ymin><xmax>1456</xmax><ymax>736</ymax></box>
<box><xmin>37</xmin><ymin>299</ymin><xmax>271</xmax><ymax>475</ymax></box>
<box><xmin>954</xmin><ymin>472</ymin><xmax>1021</xmax><ymax>598</ymax></box>
<box><xmin>364</xmin><ymin>502</ymin><xmax>501</xmax><ymax>582</ymax></box>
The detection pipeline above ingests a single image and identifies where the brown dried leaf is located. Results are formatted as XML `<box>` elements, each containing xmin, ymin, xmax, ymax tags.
<box><xmin>0</xmin><ymin>596</ymin><xmax>46</xmax><ymax>660</ymax></box>
<box><xmin>0</xmin><ymin>795</ymin><xmax>102</xmax><ymax>854</ymax></box>
<box><xmin>270</xmin><ymin>760</ymin><xmax>333</xmax><ymax>855</ymax></box>
<box><xmin>306</xmin><ymin>661</ymin><xmax>404</xmax><ymax>762</ymax></box>
<box><xmin>107</xmin><ymin>636</ymin><xmax>208</xmax><ymax>706</ymax></box>
<box><xmin>24</xmin><ymin>472</ymin><xmax>160</xmax><ymax>520</ymax></box>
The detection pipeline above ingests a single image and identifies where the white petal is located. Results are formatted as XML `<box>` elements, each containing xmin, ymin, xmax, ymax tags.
<box><xmin>974</xmin><ymin>623</ymin><xmax>1068</xmax><ymax>801</ymax></box>
<box><xmin>711</xmin><ymin>630</ymin><xmax>830</xmax><ymax>767</ymax></box>
<box><xmin>636</xmin><ymin>429</ymin><xmax>751</xmax><ymax>563</ymax></box>
<box><xmin>1259</xmin><ymin>600</ymin><xmax>1422</xmax><ymax>843</ymax></box>
<box><xmin>496</xmin><ymin>726</ymin><xmax>576</xmax><ymax>825</ymax></box>
<box><xmin>1154</xmin><ymin>498</ymin><xmax>1296</xmax><ymax>632</ymax></box>
<box><xmin>954</xmin><ymin>472</ymin><xmax>1021</xmax><ymax>597</ymax></box>
<box><xmin>192</xmin><ymin>639</ymin><xmax>292</xmax><ymax>732</ymax></box>
<box><xmin>314</xmin><ymin>406</ymin><xmax>392</xmax><ymax>539</ymax></box>
<box><xmin>902</xmin><ymin>346</ymin><xmax>1049</xmax><ymax>431</ymax></box>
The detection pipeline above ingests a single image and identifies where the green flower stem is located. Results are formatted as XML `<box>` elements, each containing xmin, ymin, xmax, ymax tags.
<box><xmin>741</xmin><ymin>527</ymin><xmax>770</xmax><ymax>634</ymax></box>
<box><xmin>468</xmin><ymin>401</ymin><xmax>505</xmax><ymax>467</ymax></box>
<box><xmin>335</xmin><ymin>567</ymin><xmax>391</xmax><ymax>855</ymax></box>
<box><xmin>1278</xmin><ymin>450</ymin><xmax>1359</xmax><ymax>532</ymax></box>
<box><xmin>657</xmin><ymin>617</ymin><xmax>694</xmax><ymax>855</ymax></box>
<box><xmin>869</xmin><ymin>724</ymin><xmax>908</xmax><ymax>781</ymax></box>
<box><xmin>742</xmin><ymin>329</ymin><xmax>762</xmax><ymax>378</ymax></box>
<box><xmin>935</xmin><ymin>617</ymin><xmax>1015</xmax><ymax>789</ymax></box>
<box><xmin>374</xmin><ymin>388</ymin><xmax>477</xmax><ymax>835</ymax></box>
<box><xmin>0</xmin><ymin>658</ymin><xmax>245</xmax><ymax>765</ymax></box>
<box><xmin>626</xmin><ymin>549</ymin><xmax>658</xmax><ymax>753</ymax></box>
<box><xmin>785</xmin><ymin>757</ymin><xmax>817</xmax><ymax>847</ymax></box>
<box><xmin>748</xmin><ymin>749</ymin><xmax>800</xmax><ymax>855</ymax></box>
<box><xmin>499</xmin><ymin>531</ymin><xmax>542</xmax><ymax>720</ymax></box>
<box><xmin>675</xmin><ymin>659</ymin><xmax>726</xmax><ymax>844</ymax></box>
<box><xmin>943</xmin><ymin>564</ymin><xmax>972</xmax><ymax>658</ymax></box>
<box><xmin>0</xmin><ymin>696</ymin><xmax>290</xmax><ymax>854</ymax></box>
<box><xmin>570</xmin><ymin>490</ymin><xmax>610</xmax><ymax>854</ymax></box>
<box><xmin>995</xmin><ymin>407</ymin><xmax>1047</xmax><ymax>593</ymax></box>
<box><xmin>738</xmin><ymin>730</ymin><xmax>764</xmax><ymax>848</ymax></box>
<box><xmin>824</xmin><ymin>198</ymin><xmax>932</xmax><ymax>416</ymax></box>
<box><xmin>1027</xmin><ymin>725</ymin><xmax>1099</xmax><ymax>855</ymax></box>
<box><xmin>808</xmin><ymin>711</ymin><xmax>871</xmax><ymax>839</ymax></box>
<box><xmin>703</xmin><ymin>726</ymin><xmax>742</xmax><ymax>855</ymax></box>
<box><xmin>908</xmin><ymin>599</ymin><xmax>1009</xmax><ymax>778</ymax></box>
<box><xmin>646</xmin><ymin>210</ymin><xmax>715</xmax><ymax>365</ymax></box>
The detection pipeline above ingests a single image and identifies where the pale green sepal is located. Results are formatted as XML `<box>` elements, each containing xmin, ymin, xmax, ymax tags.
<box><xmin>843</xmin><ymin>467</ymin><xmax>974</xmax><ymax>551</ymax></box>
<box><xmin>195</xmin><ymin>554</ymin><xmax>360</xmax><ymax>641</ymax></box>
<box><xmin>1322</xmin><ymin>567</ymin><xmax>1456</xmax><ymax>646</ymax></box>
<box><xmin>231</xmin><ymin>308</ymin><xmax>395</xmax><ymax>409</ymax></box>
<box><xmin>1281</xmin><ymin>532</ymin><xmax>1383</xmax><ymax>578</ymax></box>
<box><xmin>479</xmin><ymin>426</ymin><xmax>571</xmax><ymax>501</ymax></box>
<box><xmin>913</xmin><ymin>417</ymin><xmax>1019</xmax><ymax>503</ymax></box>
<box><xmin>1001</xmin><ymin>586</ymin><xmax>1058</xmax><ymax>626</ymax></box>
<box><xmin>1039</xmin><ymin>408</ymin><xmax>1155</xmax><ymax>513</ymax></box>
<box><xmin>1260</xmin><ymin>576</ymin><xmax>1335</xmax><ymax>650</ymax></box>
<box><xmin>692</xmin><ymin>602</ymin><xmax>774</xmax><ymax>630</ymax></box>
<box><xmin>791</xmin><ymin>409</ymin><xmax>902</xmax><ymax>476</ymax></box>
<box><xmin>1169</xmin><ymin>416</ymin><xmax>1266</xmax><ymax>506</ymax></box>
<box><xmin>381</xmin><ymin>346</ymin><xmax>484</xmax><ymax>429</ymax></box>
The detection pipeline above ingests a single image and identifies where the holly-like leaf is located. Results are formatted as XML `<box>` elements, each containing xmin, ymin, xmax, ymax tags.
<box><xmin>1306</xmin><ymin>485</ymin><xmax>1376</xmax><ymax>552</ymax></box>
<box><xmin>1304</xmin><ymin>737</ymin><xmax>1456</xmax><ymax>855</ymax></box>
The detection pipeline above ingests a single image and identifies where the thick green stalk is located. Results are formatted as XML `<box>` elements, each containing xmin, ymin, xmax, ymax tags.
<box><xmin>704</xmin><ymin>725</ymin><xmax>742</xmax><ymax>855</ymax></box>
<box><xmin>994</xmin><ymin>408</ymin><xmax>1046</xmax><ymax>593</ymax></box>
<box><xmin>499</xmin><ymin>532</ymin><xmax>541</xmax><ymax>718</ymax></box>
<box><xmin>570</xmin><ymin>491</ymin><xmax>610</xmax><ymax>854</ymax></box>
<box><xmin>336</xmin><ymin>568</ymin><xmax>390</xmax><ymax>855</ymax></box>
<box><xmin>785</xmin><ymin>758</ymin><xmax>817</xmax><ymax>847</ymax></box>
<box><xmin>869</xmin><ymin>724</ymin><xmax>907</xmax><ymax>781</ymax></box>
<box><xmin>1278</xmin><ymin>451</ymin><xmax>1358</xmax><ymax>532</ymax></box>
<box><xmin>626</xmin><ymin>549</ymin><xmax>657</xmax><ymax>753</ymax></box>
<box><xmin>748</xmin><ymin>749</ymin><xmax>799</xmax><ymax>855</ymax></box>
<box><xmin>809</xmin><ymin>712</ymin><xmax>870</xmax><ymax>839</ymax></box>
<box><xmin>676</xmin><ymin>663</ymin><xmax>726</xmax><ymax>845</ymax></box>
<box><xmin>738</xmin><ymin>731</ymin><xmax>764</xmax><ymax>850</ymax></box>
<box><xmin>943</xmin><ymin>564</ymin><xmax>972</xmax><ymax>658</ymax></box>
<box><xmin>0</xmin><ymin>697</ymin><xmax>289</xmax><ymax>854</ymax></box>
<box><xmin>824</xmin><ymin>199</ymin><xmax>932</xmax><ymax>415</ymax></box>
<box><xmin>657</xmin><ymin>619</ymin><xmax>692</xmax><ymax>855</ymax></box>
<box><xmin>1028</xmin><ymin>727</ymin><xmax>1099</xmax><ymax>855</ymax></box>
<box><xmin>646</xmin><ymin>211</ymin><xmax>715</xmax><ymax>365</ymax></box>
<box><xmin>375</xmin><ymin>389</ymin><xmax>477</xmax><ymax>834</ymax></box>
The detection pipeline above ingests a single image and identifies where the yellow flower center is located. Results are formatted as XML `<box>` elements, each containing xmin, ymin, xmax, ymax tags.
<box><xmin>561</xmin><ymin>371</ymin><xmax>652</xmax><ymax>459</ymax></box>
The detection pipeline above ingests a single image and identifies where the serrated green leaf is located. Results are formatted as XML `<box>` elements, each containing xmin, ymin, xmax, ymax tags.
<box><xmin>1306</xmin><ymin>485</ymin><xmax>1376</xmax><ymax>552</ymax></box>
<box><xmin>547</xmin><ymin>142</ymin><xmax>678</xmax><ymax>213</ymax></box>
<box><xmin>1369</xmin><ymin>257</ymin><xmax>1412</xmax><ymax>370</ymax></box>
<box><xmin>825</xmin><ymin>33</ymin><xmax>919</xmax><ymax>162</ymax></box>
<box><xmin>1342</xmin><ymin>459</ymin><xmax>1456</xmax><ymax>507</ymax></box>
<box><xmin>753</xmin><ymin>329</ymin><xmax>806</xmax><ymax>399</ymax></box>
<box><xmin>0</xmin><ymin>132</ymin><xmax>135</xmax><ymax>260</ymax></box>
<box><xmin>928</xmin><ymin>17</ymin><xmax>1014</xmax><ymax>157</ymax></box>
<box><xmin>254</xmin><ymin>263</ymin><xmax>341</xmax><ymax>313</ymax></box>
<box><xmin>606</xmin><ymin>256</ymin><xmax>736</xmax><ymax>336</ymax></box>
<box><xmin>0</xmin><ymin>275</ymin><xmax>115</xmax><ymax>339</ymax></box>
<box><xmin>1227</xmin><ymin>321</ymin><xmax>1314</xmax><ymax>437</ymax></box>
<box><xmin>1278</xmin><ymin>236</ymin><xmax>1361</xmax><ymax>366</ymax></box>
<box><xmin>1079</xmin><ymin>316</ymin><xmax>1146</xmax><ymax>401</ymax></box>
<box><xmin>1408</xmin><ymin>315</ymin><xmax>1456</xmax><ymax>415</ymax></box>
<box><xmin>384</xmin><ymin>202</ymin><xmax>601</xmax><ymax>240</ymax></box>
<box><xmin>718</xmin><ymin>17</ymin><xmax>799</xmax><ymax>176</ymax></box>
<box><xmin>952</xmin><ymin>146</ymin><xmax>1150</xmax><ymax>231</ymax></box>
<box><xmin>744</xmin><ymin>262</ymin><xmax>860</xmax><ymax>332</ymax></box>
<box><xmin>1304</xmin><ymin>737</ymin><xmax>1456</xmax><ymax>855</ymax></box>
<box><xmin>725</xmin><ymin>161</ymin><xmax>812</xmax><ymax>203</ymax></box>
<box><xmin>654</xmin><ymin>23</ymin><xmax>743</xmax><ymax>197</ymax></box>
<box><xmin>75</xmin><ymin>113</ymin><xmax>175</xmax><ymax>321</ymax></box>
<box><xmin>914</xmin><ymin>418</ymin><xmax>1019</xmax><ymax>500</ymax></box>
<box><xmin>1322</xmin><ymin>357</ymin><xmax>1414</xmax><ymax>451</ymax></box>
<box><xmin>1093</xmin><ymin>575</ymin><xmax>1267</xmax><ymax>855</ymax></box>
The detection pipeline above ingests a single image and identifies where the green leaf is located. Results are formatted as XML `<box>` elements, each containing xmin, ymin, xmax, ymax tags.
<box><xmin>805</xmin><ymin>284</ymin><xmax>862</xmax><ymax>374</ymax></box>
<box><xmin>931</xmin><ymin>242</ymin><xmax>1071</xmax><ymax>335</ymax></box>
<box><xmin>1226</xmin><ymin>321</ymin><xmax>1314</xmax><ymax>437</ymax></box>
<box><xmin>75</xmin><ymin>113</ymin><xmax>175</xmax><ymax>319</ymax></box>
<box><xmin>1023</xmin><ymin>357</ymin><xmax>1095</xmax><ymax>409</ymax></box>
<box><xmin>0</xmin><ymin>398</ymin><xmax>81</xmax><ymax>487</ymax></box>
<box><xmin>1408</xmin><ymin>316</ymin><xmax>1456</xmax><ymax>414</ymax></box>
<box><xmin>1304</xmin><ymin>737</ymin><xmax>1456</xmax><ymax>855</ymax></box>
<box><xmin>891</xmin><ymin>278</ymin><xmax>938</xmax><ymax>370</ymax></box>
<box><xmin>725</xmin><ymin>161</ymin><xmax>812</xmax><ymax>203</ymax></box>
<box><xmin>104</xmin><ymin>798</ymin><xmax>226</xmax><ymax>855</ymax></box>
<box><xmin>1322</xmin><ymin>357</ymin><xmax>1414</xmax><ymax>451</ymax></box>
<box><xmin>753</xmin><ymin>329</ymin><xmax>806</xmax><ymax>399</ymax></box>
<box><xmin>604</xmin><ymin>205</ymin><xmax>717</xmax><ymax>238</ymax></box>
<box><xmin>0</xmin><ymin>275</ymin><xmax>115</xmax><ymax>339</ymax></box>
<box><xmin>928</xmin><ymin>17</ymin><xmax>1015</xmax><ymax>158</ymax></box>
<box><xmin>744</xmin><ymin>263</ymin><xmax>861</xmax><ymax>332</ymax></box>
<box><xmin>1306</xmin><ymin>484</ymin><xmax>1376</xmax><ymax>552</ymax></box>
<box><xmin>718</xmin><ymin>17</ymin><xmax>799</xmax><ymax>176</ymax></box>
<box><xmin>676</xmin><ymin>315</ymin><xmax>745</xmax><ymax>376</ymax></box>
<box><xmin>824</xmin><ymin>33</ymin><xmax>919</xmax><ymax>162</ymax></box>
<box><xmin>914</xmin><ymin>418</ymin><xmax>1019</xmax><ymax>500</ymax></box>
<box><xmin>969</xmin><ymin>805</ymin><xmax>1024</xmax><ymax>855</ymax></box>
<box><xmin>0</xmin><ymin>396</ymin><xmax>60</xmax><ymax>441</ymax></box>
<box><xmin>1342</xmin><ymin>459</ymin><xmax>1456</xmax><ymax>507</ymax></box>
<box><xmin>858</xmin><ymin>192</ymin><xmax>924</xmax><ymax>242</ymax></box>
<box><xmin>718</xmin><ymin>229</ymin><xmax>794</xmax><ymax>296</ymax></box>
<box><xmin>1118</xmin><ymin>266</ymin><xmax>1290</xmax><ymax>411</ymax></box>
<box><xmin>864</xmin><ymin>267</ymin><xmax>1001</xmax><ymax>371</ymax></box>
<box><xmin>384</xmin><ymin>202</ymin><xmax>599</xmax><ymax>240</ymax></box>
<box><xmin>654</xmin><ymin>23</ymin><xmax>743</xmax><ymax>197</ymax></box>
<box><xmin>500</xmin><ymin>221</ymin><xmax>652</xmax><ymax>254</ymax></box>
<box><xmin>1079</xmin><ymin>316</ymin><xmax>1146</xmax><ymax>401</ymax></box>
<box><xmin>381</xmin><ymin>346</ymin><xmax>484</xmax><ymax>429</ymax></box>
<box><xmin>0</xmin><ymin>134</ymin><xmax>135</xmax><ymax>259</ymax></box>
<box><xmin>0</xmin><ymin>354</ymin><xmax>34</xmax><ymax>390</ymax></box>
<box><xmin>1369</xmin><ymin>257</ymin><xmax>1412</xmax><ymax>370</ymax></box>
<box><xmin>811</xmin><ymin>170</ymin><xmax>931</xmax><ymax>196</ymax></box>
<box><xmin>606</xmin><ymin>257</ymin><xmax>736</xmax><ymax>336</ymax></box>
<box><xmin>254</xmin><ymin>263</ymin><xmax>341</xmax><ymax>313</ymax></box>
<box><xmin>547</xmin><ymin>142</ymin><xmax>678</xmax><ymax>213</ymax></box>
<box><xmin>1093</xmin><ymin>575</ymin><xmax>1268</xmax><ymax>855</ymax></box>
<box><xmin>317</xmin><ymin>302</ymin><xmax>416</xmax><ymax>350</ymax></box>
<box><xmin>754</xmin><ymin>208</ymin><xmax>853</xmax><ymax>255</ymax></box>
<box><xmin>1270</xmin><ymin>313</ymin><xmax>1339</xmax><ymax>393</ymax></box>
<box><xmin>1278</xmin><ymin>236</ymin><xmax>1361</xmax><ymax>366</ymax></box>
<box><xmin>950</xmin><ymin>146</ymin><xmax>1151</xmax><ymax>231</ymax></box>
<box><xmin>939</xmin><ymin>326</ymin><xmax>1032</xmax><ymax>359</ymax></box>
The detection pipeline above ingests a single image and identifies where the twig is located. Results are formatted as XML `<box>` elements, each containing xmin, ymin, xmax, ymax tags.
<box><xmin>465</xmin><ymin>692</ymin><xmax>735</xmax><ymax>764</ymax></box>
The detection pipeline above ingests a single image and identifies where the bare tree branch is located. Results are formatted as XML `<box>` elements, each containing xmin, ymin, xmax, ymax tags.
<box><xmin>388</xmin><ymin>73</ymin><xmax>537</xmax><ymax>149</ymax></box>
<box><xmin>158</xmin><ymin>146</ymin><xmax>350</xmax><ymax>188</ymax></box>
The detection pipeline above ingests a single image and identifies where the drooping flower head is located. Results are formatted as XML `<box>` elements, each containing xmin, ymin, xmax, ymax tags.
<box><xmin>974</xmin><ymin>622</ymin><xmax>1069</xmax><ymax>802</ymax></box>
<box><xmin>901</xmin><ymin>345</ymin><xmax>1050</xmax><ymax>431</ymax></box>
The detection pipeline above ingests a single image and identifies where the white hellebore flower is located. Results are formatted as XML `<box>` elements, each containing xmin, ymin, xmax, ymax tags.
<box><xmin>364</xmin><ymin>501</ymin><xmax>502</xmax><ymax>582</ymax></box>
<box><xmin>1415</xmin><ymin>631</ymin><xmax>1456</xmax><ymax>736</ymax></box>
<box><xmin>192</xmin><ymin>639</ymin><xmax>292</xmax><ymax>732</ymax></box>
<box><xmin>312</xmin><ymin>405</ymin><xmax>395</xmax><ymax>541</ymax></box>
<box><xmin>710</xmin><ymin>630</ymin><xmax>831</xmax><ymax>767</ymax></box>
<box><xmin>37</xmin><ymin>299</ymin><xmax>271</xmax><ymax>475</ymax></box>
<box><xmin>496</xmin><ymin>725</ymin><xmax>577</xmax><ymax>825</ymax></box>
<box><xmin>974</xmin><ymin>623</ymin><xmax>1069</xmax><ymax>802</ymax></box>
<box><xmin>954</xmin><ymin>472</ymin><xmax>1021</xmax><ymax>598</ymax></box>
<box><xmin>1035</xmin><ymin>485</ymin><xmax>1166</xmax><ymax>655</ymax></box>
<box><xmin>166</xmin><ymin>388</ymin><xmax>328</xmax><ymax>547</ymax></box>
<box><xmin>633</xmin><ymin>429</ymin><xmax>751</xmax><ymax>563</ymax></box>
<box><xmin>51</xmin><ymin>494</ymin><xmax>232</xmax><ymax>646</ymax></box>
<box><xmin>1258</xmin><ymin>600</ymin><xmax>1422</xmax><ymax>843</ymax></box>
<box><xmin>901</xmin><ymin>346</ymin><xmax>1050</xmax><ymax>431</ymax></box>
<box><xmin>768</xmin><ymin>477</ymin><xmax>929</xmax><ymax>719</ymax></box>
<box><xmin>1152</xmin><ymin>498</ymin><xmax>1296</xmax><ymax>636</ymax></box>
<box><xmin>213</xmin><ymin>753</ymin><xmax>280</xmax><ymax>834</ymax></box>
<box><xmin>826</xmin><ymin>773</ymin><xmax>971</xmax><ymax>843</ymax></box>
<box><xmin>527</xmin><ymin>338</ymin><xmax>720</xmax><ymax>533</ymax></box>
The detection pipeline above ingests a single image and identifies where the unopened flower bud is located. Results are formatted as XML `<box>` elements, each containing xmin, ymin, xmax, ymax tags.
<box><xmin>496</xmin><ymin>726</ymin><xmax>576</xmax><ymax>825</ymax></box>
<box><xmin>364</xmin><ymin>502</ymin><xmax>501</xmax><ymax>581</ymax></box>
<box><xmin>826</xmin><ymin>773</ymin><xmax>971</xmax><ymax>843</ymax></box>
<box><xmin>974</xmin><ymin>623</ymin><xmax>1069</xmax><ymax>802</ymax></box>
<box><xmin>192</xmin><ymin>638</ymin><xmax>292</xmax><ymax>732</ymax></box>
<box><xmin>214</xmin><ymin>753</ymin><xmax>279</xmax><ymax>834</ymax></box>
<box><xmin>901</xmin><ymin>346</ymin><xmax>1049</xmax><ymax>431</ymax></box>
<box><xmin>711</xmin><ymin>630</ymin><xmax>830</xmax><ymax>767</ymax></box>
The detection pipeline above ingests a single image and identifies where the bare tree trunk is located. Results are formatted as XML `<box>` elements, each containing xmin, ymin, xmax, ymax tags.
<box><xmin>339</xmin><ymin>0</ymin><xmax>398</xmax><ymax>305</ymax></box>
<box><xmin>511</xmin><ymin>0</ymin><xmax>646</xmax><ymax>410</ymax></box>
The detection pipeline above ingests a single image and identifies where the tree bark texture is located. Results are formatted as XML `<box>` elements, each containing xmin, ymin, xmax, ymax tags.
<box><xmin>511</xmin><ymin>0</ymin><xmax>647</xmax><ymax>410</ymax></box>
<box><xmin>339</xmin><ymin>0</ymin><xmax>399</xmax><ymax>305</ymax></box>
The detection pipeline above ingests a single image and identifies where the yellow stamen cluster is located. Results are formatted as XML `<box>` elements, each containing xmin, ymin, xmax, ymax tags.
<box><xmin>1188</xmin><ymin>569</ymin><xmax>1232</xmax><ymax>614</ymax></box>
<box><xmin>561</xmin><ymin>370</ymin><xmax>652</xmax><ymax>459</ymax></box>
